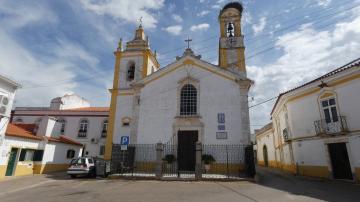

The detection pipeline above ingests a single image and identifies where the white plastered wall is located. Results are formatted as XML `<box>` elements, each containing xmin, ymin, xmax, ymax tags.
<box><xmin>133</xmin><ymin>64</ymin><xmax>247</xmax><ymax>145</ymax></box>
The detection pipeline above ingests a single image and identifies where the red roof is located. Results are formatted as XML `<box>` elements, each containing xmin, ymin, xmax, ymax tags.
<box><xmin>271</xmin><ymin>58</ymin><xmax>360</xmax><ymax>115</ymax></box>
<box><xmin>47</xmin><ymin>136</ymin><xmax>83</xmax><ymax>146</ymax></box>
<box><xmin>5</xmin><ymin>123</ymin><xmax>82</xmax><ymax>146</ymax></box>
<box><xmin>6</xmin><ymin>123</ymin><xmax>42</xmax><ymax>140</ymax></box>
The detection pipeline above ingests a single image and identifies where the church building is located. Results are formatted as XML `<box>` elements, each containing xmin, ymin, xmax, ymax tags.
<box><xmin>105</xmin><ymin>2</ymin><xmax>252</xmax><ymax>162</ymax></box>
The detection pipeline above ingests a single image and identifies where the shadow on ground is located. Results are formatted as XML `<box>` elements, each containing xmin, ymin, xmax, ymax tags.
<box><xmin>255</xmin><ymin>166</ymin><xmax>360</xmax><ymax>202</ymax></box>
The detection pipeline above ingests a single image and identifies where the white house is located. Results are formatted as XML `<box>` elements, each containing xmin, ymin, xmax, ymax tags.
<box><xmin>256</xmin><ymin>58</ymin><xmax>360</xmax><ymax>182</ymax></box>
<box><xmin>1</xmin><ymin>117</ymin><xmax>83</xmax><ymax>178</ymax></box>
<box><xmin>0</xmin><ymin>74</ymin><xmax>21</xmax><ymax>179</ymax></box>
<box><xmin>12</xmin><ymin>94</ymin><xmax>109</xmax><ymax>157</ymax></box>
<box><xmin>105</xmin><ymin>2</ymin><xmax>252</xmax><ymax>173</ymax></box>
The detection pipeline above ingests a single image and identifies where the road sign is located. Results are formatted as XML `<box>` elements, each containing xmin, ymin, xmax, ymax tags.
<box><xmin>120</xmin><ymin>136</ymin><xmax>129</xmax><ymax>151</ymax></box>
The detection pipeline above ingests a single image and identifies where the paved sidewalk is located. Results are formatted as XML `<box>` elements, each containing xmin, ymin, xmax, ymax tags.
<box><xmin>0</xmin><ymin>169</ymin><xmax>359</xmax><ymax>202</ymax></box>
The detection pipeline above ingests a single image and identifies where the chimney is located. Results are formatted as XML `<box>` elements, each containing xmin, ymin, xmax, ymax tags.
<box><xmin>36</xmin><ymin>116</ymin><xmax>58</xmax><ymax>137</ymax></box>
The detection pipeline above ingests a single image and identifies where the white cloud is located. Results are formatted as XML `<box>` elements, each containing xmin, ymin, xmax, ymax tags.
<box><xmin>190</xmin><ymin>23</ymin><xmax>210</xmax><ymax>32</ymax></box>
<box><xmin>212</xmin><ymin>5</ymin><xmax>221</xmax><ymax>9</ymax></box>
<box><xmin>197</xmin><ymin>10</ymin><xmax>210</xmax><ymax>17</ymax></box>
<box><xmin>79</xmin><ymin>0</ymin><xmax>165</xmax><ymax>28</ymax></box>
<box><xmin>199</xmin><ymin>0</ymin><xmax>206</xmax><ymax>3</ymax></box>
<box><xmin>162</xmin><ymin>25</ymin><xmax>183</xmax><ymax>35</ymax></box>
<box><xmin>0</xmin><ymin>1</ymin><xmax>58</xmax><ymax>28</ymax></box>
<box><xmin>252</xmin><ymin>17</ymin><xmax>267</xmax><ymax>35</ymax></box>
<box><xmin>0</xmin><ymin>1</ymin><xmax>107</xmax><ymax>107</ymax></box>
<box><xmin>172</xmin><ymin>14</ymin><xmax>183</xmax><ymax>23</ymax></box>
<box><xmin>248</xmin><ymin>14</ymin><xmax>360</xmax><ymax>131</ymax></box>
<box><xmin>317</xmin><ymin>0</ymin><xmax>332</xmax><ymax>7</ymax></box>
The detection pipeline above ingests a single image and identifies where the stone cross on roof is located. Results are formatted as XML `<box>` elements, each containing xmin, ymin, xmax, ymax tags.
<box><xmin>185</xmin><ymin>37</ymin><xmax>192</xmax><ymax>49</ymax></box>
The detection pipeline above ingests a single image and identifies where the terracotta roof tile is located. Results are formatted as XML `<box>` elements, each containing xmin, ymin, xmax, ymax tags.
<box><xmin>5</xmin><ymin>123</ymin><xmax>42</xmax><ymax>141</ymax></box>
<box><xmin>6</xmin><ymin>123</ymin><xmax>83</xmax><ymax>146</ymax></box>
<box><xmin>47</xmin><ymin>136</ymin><xmax>83</xmax><ymax>146</ymax></box>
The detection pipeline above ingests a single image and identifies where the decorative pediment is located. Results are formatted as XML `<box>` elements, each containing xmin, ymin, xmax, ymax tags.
<box><xmin>177</xmin><ymin>76</ymin><xmax>199</xmax><ymax>84</ymax></box>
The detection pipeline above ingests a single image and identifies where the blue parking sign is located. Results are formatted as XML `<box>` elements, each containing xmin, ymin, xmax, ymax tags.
<box><xmin>120</xmin><ymin>136</ymin><xmax>129</xmax><ymax>145</ymax></box>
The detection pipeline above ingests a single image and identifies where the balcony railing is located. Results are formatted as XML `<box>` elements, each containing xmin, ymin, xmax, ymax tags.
<box><xmin>78</xmin><ymin>130</ymin><xmax>87</xmax><ymax>138</ymax></box>
<box><xmin>314</xmin><ymin>116</ymin><xmax>348</xmax><ymax>135</ymax></box>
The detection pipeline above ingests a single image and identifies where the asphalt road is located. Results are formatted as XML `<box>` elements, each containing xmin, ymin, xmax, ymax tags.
<box><xmin>0</xmin><ymin>167</ymin><xmax>359</xmax><ymax>202</ymax></box>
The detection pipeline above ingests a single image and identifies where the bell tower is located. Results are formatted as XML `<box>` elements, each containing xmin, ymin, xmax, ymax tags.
<box><xmin>218</xmin><ymin>2</ymin><xmax>246</xmax><ymax>75</ymax></box>
<box><xmin>104</xmin><ymin>24</ymin><xmax>159</xmax><ymax>160</ymax></box>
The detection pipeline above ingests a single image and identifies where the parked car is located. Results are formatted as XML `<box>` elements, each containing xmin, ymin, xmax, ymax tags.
<box><xmin>67</xmin><ymin>157</ymin><xmax>96</xmax><ymax>178</ymax></box>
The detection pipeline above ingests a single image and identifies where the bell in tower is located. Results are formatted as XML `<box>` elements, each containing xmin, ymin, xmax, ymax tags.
<box><xmin>218</xmin><ymin>2</ymin><xmax>246</xmax><ymax>75</ymax></box>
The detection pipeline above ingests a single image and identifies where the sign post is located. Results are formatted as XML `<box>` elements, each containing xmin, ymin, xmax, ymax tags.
<box><xmin>120</xmin><ymin>136</ymin><xmax>130</xmax><ymax>151</ymax></box>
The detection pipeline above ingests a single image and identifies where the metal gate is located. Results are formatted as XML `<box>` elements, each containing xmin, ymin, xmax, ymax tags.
<box><xmin>111</xmin><ymin>143</ymin><xmax>255</xmax><ymax>180</ymax></box>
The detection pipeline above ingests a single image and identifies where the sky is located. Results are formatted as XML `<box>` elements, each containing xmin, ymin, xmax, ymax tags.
<box><xmin>1</xmin><ymin>0</ymin><xmax>360</xmax><ymax>132</ymax></box>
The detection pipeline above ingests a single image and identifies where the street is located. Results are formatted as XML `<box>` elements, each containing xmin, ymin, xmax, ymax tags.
<box><xmin>0</xmin><ymin>167</ymin><xmax>359</xmax><ymax>202</ymax></box>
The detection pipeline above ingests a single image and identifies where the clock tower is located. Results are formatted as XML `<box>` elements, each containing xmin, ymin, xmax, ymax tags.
<box><xmin>218</xmin><ymin>2</ymin><xmax>246</xmax><ymax>75</ymax></box>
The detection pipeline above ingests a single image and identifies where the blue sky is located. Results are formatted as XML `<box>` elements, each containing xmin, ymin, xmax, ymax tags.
<box><xmin>1</xmin><ymin>0</ymin><xmax>360</xmax><ymax>131</ymax></box>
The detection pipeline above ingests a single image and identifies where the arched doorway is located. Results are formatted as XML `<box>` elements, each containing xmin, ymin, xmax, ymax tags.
<box><xmin>263</xmin><ymin>145</ymin><xmax>268</xmax><ymax>167</ymax></box>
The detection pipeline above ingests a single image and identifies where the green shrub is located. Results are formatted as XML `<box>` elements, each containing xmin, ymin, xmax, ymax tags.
<box><xmin>162</xmin><ymin>154</ymin><xmax>176</xmax><ymax>164</ymax></box>
<box><xmin>202</xmin><ymin>154</ymin><xmax>215</xmax><ymax>164</ymax></box>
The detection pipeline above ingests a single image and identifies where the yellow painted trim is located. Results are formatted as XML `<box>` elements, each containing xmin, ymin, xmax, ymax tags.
<box><xmin>33</xmin><ymin>163</ymin><xmax>69</xmax><ymax>174</ymax></box>
<box><xmin>0</xmin><ymin>165</ymin><xmax>7</xmax><ymax>179</ymax></box>
<box><xmin>142</xmin><ymin>50</ymin><xmax>149</xmax><ymax>78</ymax></box>
<box><xmin>207</xmin><ymin>163</ymin><xmax>245</xmax><ymax>174</ymax></box>
<box><xmin>298</xmin><ymin>165</ymin><xmax>330</xmax><ymax>178</ymax></box>
<box><xmin>104</xmin><ymin>51</ymin><xmax>122</xmax><ymax>160</ymax></box>
<box><xmin>220</xmin><ymin>21</ymin><xmax>225</xmax><ymax>37</ymax></box>
<box><xmin>219</xmin><ymin>48</ymin><xmax>227</xmax><ymax>68</ymax></box>
<box><xmin>118</xmin><ymin>92</ymin><xmax>134</xmax><ymax>96</ymax></box>
<box><xmin>319</xmin><ymin>92</ymin><xmax>335</xmax><ymax>99</ymax></box>
<box><xmin>257</xmin><ymin>160</ymin><xmax>278</xmax><ymax>168</ymax></box>
<box><xmin>183</xmin><ymin>59</ymin><xmax>195</xmax><ymax>65</ymax></box>
<box><xmin>237</xmin><ymin>48</ymin><xmax>246</xmax><ymax>72</ymax></box>
<box><xmin>144</xmin><ymin>59</ymin><xmax>235</xmax><ymax>85</ymax></box>
<box><xmin>14</xmin><ymin>164</ymin><xmax>34</xmax><ymax>177</ymax></box>
<box><xmin>287</xmin><ymin>73</ymin><xmax>360</xmax><ymax>103</ymax></box>
<box><xmin>355</xmin><ymin>167</ymin><xmax>360</xmax><ymax>182</ymax></box>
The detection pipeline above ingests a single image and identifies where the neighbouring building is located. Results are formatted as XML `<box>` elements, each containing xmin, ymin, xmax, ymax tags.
<box><xmin>12</xmin><ymin>94</ymin><xmax>109</xmax><ymax>157</ymax></box>
<box><xmin>256</xmin><ymin>58</ymin><xmax>360</xmax><ymax>182</ymax></box>
<box><xmin>1</xmin><ymin>118</ymin><xmax>83</xmax><ymax>178</ymax></box>
<box><xmin>105</xmin><ymin>2</ymin><xmax>252</xmax><ymax>173</ymax></box>
<box><xmin>0</xmin><ymin>74</ymin><xmax>21</xmax><ymax>178</ymax></box>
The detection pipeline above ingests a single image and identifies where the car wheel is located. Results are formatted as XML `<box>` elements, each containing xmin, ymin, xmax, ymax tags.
<box><xmin>70</xmin><ymin>175</ymin><xmax>76</xmax><ymax>178</ymax></box>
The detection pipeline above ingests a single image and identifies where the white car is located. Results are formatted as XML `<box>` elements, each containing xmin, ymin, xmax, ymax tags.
<box><xmin>67</xmin><ymin>157</ymin><xmax>96</xmax><ymax>178</ymax></box>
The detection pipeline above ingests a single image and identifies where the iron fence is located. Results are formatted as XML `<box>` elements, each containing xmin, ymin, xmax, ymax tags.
<box><xmin>202</xmin><ymin>144</ymin><xmax>246</xmax><ymax>179</ymax></box>
<box><xmin>111</xmin><ymin>144</ymin><xmax>156</xmax><ymax>177</ymax></box>
<box><xmin>111</xmin><ymin>143</ymin><xmax>251</xmax><ymax>180</ymax></box>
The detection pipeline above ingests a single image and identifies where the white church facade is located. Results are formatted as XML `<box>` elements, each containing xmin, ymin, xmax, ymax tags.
<box><xmin>105</xmin><ymin>1</ymin><xmax>252</xmax><ymax>167</ymax></box>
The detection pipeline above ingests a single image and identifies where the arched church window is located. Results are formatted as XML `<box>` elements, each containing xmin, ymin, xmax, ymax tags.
<box><xmin>127</xmin><ymin>62</ymin><xmax>135</xmax><ymax>81</ymax></box>
<box><xmin>226</xmin><ymin>22</ymin><xmax>235</xmax><ymax>37</ymax></box>
<box><xmin>180</xmin><ymin>84</ymin><xmax>197</xmax><ymax>116</ymax></box>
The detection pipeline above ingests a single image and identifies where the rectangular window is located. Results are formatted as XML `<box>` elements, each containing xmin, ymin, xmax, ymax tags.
<box><xmin>33</xmin><ymin>150</ymin><xmax>44</xmax><ymax>161</ymax></box>
<box><xmin>324</xmin><ymin>108</ymin><xmax>331</xmax><ymax>123</ymax></box>
<box><xmin>99</xmin><ymin>145</ymin><xmax>105</xmax><ymax>155</ymax></box>
<box><xmin>322</xmin><ymin>97</ymin><xmax>338</xmax><ymax>123</ymax></box>
<box><xmin>19</xmin><ymin>149</ymin><xmax>36</xmax><ymax>161</ymax></box>
<box><xmin>217</xmin><ymin>113</ymin><xmax>225</xmax><ymax>124</ymax></box>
